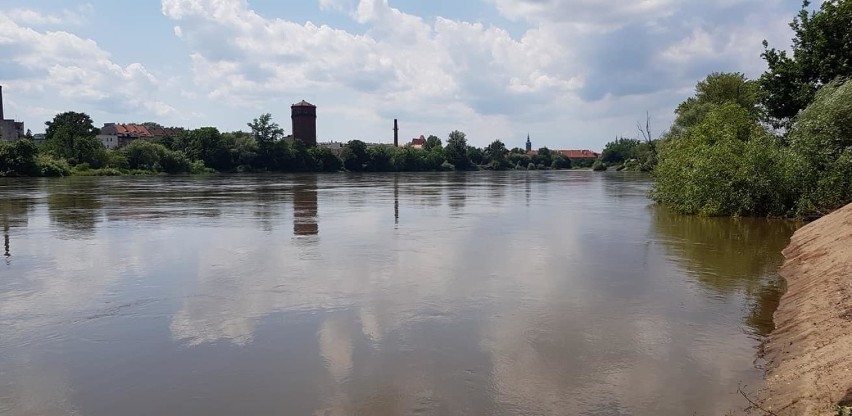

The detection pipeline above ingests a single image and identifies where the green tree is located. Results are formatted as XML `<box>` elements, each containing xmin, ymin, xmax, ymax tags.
<box><xmin>0</xmin><ymin>139</ymin><xmax>39</xmax><ymax>176</ymax></box>
<box><xmin>43</xmin><ymin>111</ymin><xmax>106</xmax><ymax>167</ymax></box>
<box><xmin>533</xmin><ymin>147</ymin><xmax>552</xmax><ymax>168</ymax></box>
<box><xmin>424</xmin><ymin>135</ymin><xmax>442</xmax><ymax>151</ymax></box>
<box><xmin>223</xmin><ymin>132</ymin><xmax>258</xmax><ymax>170</ymax></box>
<box><xmin>551</xmin><ymin>156</ymin><xmax>572</xmax><ymax>170</ymax></box>
<box><xmin>424</xmin><ymin>147</ymin><xmax>445</xmax><ymax>170</ymax></box>
<box><xmin>342</xmin><ymin>140</ymin><xmax>369</xmax><ymax>171</ymax></box>
<box><xmin>445</xmin><ymin>130</ymin><xmax>470</xmax><ymax>170</ymax></box>
<box><xmin>178</xmin><ymin>127</ymin><xmax>231</xmax><ymax>171</ymax></box>
<box><xmin>785</xmin><ymin>79</ymin><xmax>852</xmax><ymax>216</ymax></box>
<box><xmin>309</xmin><ymin>147</ymin><xmax>342</xmax><ymax>172</ymax></box>
<box><xmin>484</xmin><ymin>140</ymin><xmax>509</xmax><ymax>170</ymax></box>
<box><xmin>466</xmin><ymin>146</ymin><xmax>484</xmax><ymax>166</ymax></box>
<box><xmin>248</xmin><ymin>113</ymin><xmax>284</xmax><ymax>169</ymax></box>
<box><xmin>289</xmin><ymin>141</ymin><xmax>314</xmax><ymax>172</ymax></box>
<box><xmin>652</xmin><ymin>103</ymin><xmax>793</xmax><ymax>217</ymax></box>
<box><xmin>392</xmin><ymin>146</ymin><xmax>423</xmax><ymax>171</ymax></box>
<box><xmin>508</xmin><ymin>152</ymin><xmax>531</xmax><ymax>169</ymax></box>
<box><xmin>366</xmin><ymin>145</ymin><xmax>393</xmax><ymax>172</ymax></box>
<box><xmin>270</xmin><ymin>140</ymin><xmax>295</xmax><ymax>171</ymax></box>
<box><xmin>601</xmin><ymin>137</ymin><xmax>642</xmax><ymax>164</ymax></box>
<box><xmin>44</xmin><ymin>111</ymin><xmax>99</xmax><ymax>143</ymax></box>
<box><xmin>760</xmin><ymin>0</ymin><xmax>852</xmax><ymax>123</ymax></box>
<box><xmin>121</xmin><ymin>141</ymin><xmax>191</xmax><ymax>173</ymax></box>
<box><xmin>673</xmin><ymin>72</ymin><xmax>760</xmax><ymax>133</ymax></box>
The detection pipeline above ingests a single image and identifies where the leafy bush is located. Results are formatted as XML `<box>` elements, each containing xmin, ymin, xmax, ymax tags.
<box><xmin>36</xmin><ymin>154</ymin><xmax>71</xmax><ymax>177</ymax></box>
<box><xmin>592</xmin><ymin>160</ymin><xmax>607</xmax><ymax>171</ymax></box>
<box><xmin>652</xmin><ymin>103</ymin><xmax>793</xmax><ymax>216</ymax></box>
<box><xmin>0</xmin><ymin>139</ymin><xmax>39</xmax><ymax>176</ymax></box>
<box><xmin>785</xmin><ymin>79</ymin><xmax>852</xmax><ymax>216</ymax></box>
<box><xmin>309</xmin><ymin>147</ymin><xmax>342</xmax><ymax>172</ymax></box>
<box><xmin>106</xmin><ymin>151</ymin><xmax>129</xmax><ymax>169</ymax></box>
<box><xmin>551</xmin><ymin>156</ymin><xmax>572</xmax><ymax>170</ymax></box>
<box><xmin>122</xmin><ymin>140</ymin><xmax>192</xmax><ymax>173</ymax></box>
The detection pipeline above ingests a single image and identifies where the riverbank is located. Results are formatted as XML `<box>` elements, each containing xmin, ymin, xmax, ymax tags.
<box><xmin>762</xmin><ymin>202</ymin><xmax>852</xmax><ymax>414</ymax></box>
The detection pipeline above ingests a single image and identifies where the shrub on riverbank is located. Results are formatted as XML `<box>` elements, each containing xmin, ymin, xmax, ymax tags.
<box><xmin>652</xmin><ymin>103</ymin><xmax>794</xmax><ymax>216</ymax></box>
<box><xmin>785</xmin><ymin>79</ymin><xmax>852</xmax><ymax>217</ymax></box>
<box><xmin>650</xmin><ymin>1</ymin><xmax>852</xmax><ymax>219</ymax></box>
<box><xmin>35</xmin><ymin>154</ymin><xmax>71</xmax><ymax>177</ymax></box>
<box><xmin>0</xmin><ymin>139</ymin><xmax>38</xmax><ymax>176</ymax></box>
<box><xmin>652</xmin><ymin>75</ymin><xmax>852</xmax><ymax>218</ymax></box>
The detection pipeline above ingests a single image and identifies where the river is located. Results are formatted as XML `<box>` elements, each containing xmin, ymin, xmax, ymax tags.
<box><xmin>0</xmin><ymin>172</ymin><xmax>797</xmax><ymax>415</ymax></box>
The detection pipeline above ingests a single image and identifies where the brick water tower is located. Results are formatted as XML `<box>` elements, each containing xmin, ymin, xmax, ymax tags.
<box><xmin>291</xmin><ymin>100</ymin><xmax>317</xmax><ymax>147</ymax></box>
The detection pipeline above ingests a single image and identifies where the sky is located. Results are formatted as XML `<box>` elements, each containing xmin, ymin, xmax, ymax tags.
<box><xmin>0</xmin><ymin>0</ymin><xmax>803</xmax><ymax>150</ymax></box>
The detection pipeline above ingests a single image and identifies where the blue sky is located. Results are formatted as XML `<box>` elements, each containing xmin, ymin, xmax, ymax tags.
<box><xmin>0</xmin><ymin>0</ymin><xmax>802</xmax><ymax>150</ymax></box>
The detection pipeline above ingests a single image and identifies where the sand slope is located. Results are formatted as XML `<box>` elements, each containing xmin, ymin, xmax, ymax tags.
<box><xmin>762</xmin><ymin>203</ymin><xmax>852</xmax><ymax>415</ymax></box>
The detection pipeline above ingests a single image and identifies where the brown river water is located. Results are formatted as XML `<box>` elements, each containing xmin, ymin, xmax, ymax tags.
<box><xmin>0</xmin><ymin>172</ymin><xmax>797</xmax><ymax>415</ymax></box>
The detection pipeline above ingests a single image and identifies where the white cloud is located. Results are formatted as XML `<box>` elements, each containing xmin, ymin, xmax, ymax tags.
<box><xmin>487</xmin><ymin>0</ymin><xmax>678</xmax><ymax>30</ymax></box>
<box><xmin>5</xmin><ymin>5</ymin><xmax>93</xmax><ymax>27</ymax></box>
<box><xmin>0</xmin><ymin>13</ymin><xmax>177</xmax><ymax>119</ymax></box>
<box><xmin>0</xmin><ymin>0</ymin><xmax>802</xmax><ymax>147</ymax></box>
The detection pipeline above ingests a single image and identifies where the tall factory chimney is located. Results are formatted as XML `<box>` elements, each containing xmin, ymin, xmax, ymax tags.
<box><xmin>393</xmin><ymin>119</ymin><xmax>399</xmax><ymax>147</ymax></box>
<box><xmin>0</xmin><ymin>85</ymin><xmax>5</xmax><ymax>121</ymax></box>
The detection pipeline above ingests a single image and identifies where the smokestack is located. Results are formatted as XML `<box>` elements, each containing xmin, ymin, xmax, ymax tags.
<box><xmin>0</xmin><ymin>85</ymin><xmax>4</xmax><ymax>121</ymax></box>
<box><xmin>393</xmin><ymin>119</ymin><xmax>399</xmax><ymax>147</ymax></box>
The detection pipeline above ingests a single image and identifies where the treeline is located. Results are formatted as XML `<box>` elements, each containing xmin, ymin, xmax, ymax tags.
<box><xmin>0</xmin><ymin>113</ymin><xmax>578</xmax><ymax>177</ymax></box>
<box><xmin>604</xmin><ymin>0</ymin><xmax>851</xmax><ymax>219</ymax></box>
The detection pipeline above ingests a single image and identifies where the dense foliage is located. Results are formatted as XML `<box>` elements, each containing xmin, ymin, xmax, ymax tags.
<box><xmin>759</xmin><ymin>0</ymin><xmax>852</xmax><ymax>124</ymax></box>
<box><xmin>599</xmin><ymin>137</ymin><xmax>656</xmax><ymax>171</ymax></box>
<box><xmin>652</xmin><ymin>103</ymin><xmax>794</xmax><ymax>216</ymax></box>
<box><xmin>649</xmin><ymin>0</ymin><xmax>852</xmax><ymax>219</ymax></box>
<box><xmin>1</xmin><ymin>112</ymin><xmax>577</xmax><ymax>177</ymax></box>
<box><xmin>785</xmin><ymin>79</ymin><xmax>852</xmax><ymax>215</ymax></box>
<box><xmin>653</xmin><ymin>74</ymin><xmax>852</xmax><ymax>218</ymax></box>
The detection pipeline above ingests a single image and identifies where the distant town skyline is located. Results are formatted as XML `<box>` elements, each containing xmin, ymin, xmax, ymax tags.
<box><xmin>0</xmin><ymin>0</ymin><xmax>805</xmax><ymax>149</ymax></box>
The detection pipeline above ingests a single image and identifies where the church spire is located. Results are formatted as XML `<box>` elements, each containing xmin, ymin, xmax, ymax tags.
<box><xmin>525</xmin><ymin>133</ymin><xmax>532</xmax><ymax>152</ymax></box>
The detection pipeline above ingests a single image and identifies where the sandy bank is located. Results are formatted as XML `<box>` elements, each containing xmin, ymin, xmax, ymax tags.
<box><xmin>762</xmin><ymin>203</ymin><xmax>852</xmax><ymax>415</ymax></box>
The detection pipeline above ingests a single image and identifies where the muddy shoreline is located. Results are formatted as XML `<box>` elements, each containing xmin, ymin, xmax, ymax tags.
<box><xmin>761</xmin><ymin>203</ymin><xmax>852</xmax><ymax>414</ymax></box>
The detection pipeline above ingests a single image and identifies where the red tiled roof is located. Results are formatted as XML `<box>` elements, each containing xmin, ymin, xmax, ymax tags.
<box><xmin>526</xmin><ymin>149</ymin><xmax>600</xmax><ymax>159</ymax></box>
<box><xmin>104</xmin><ymin>123</ymin><xmax>176</xmax><ymax>138</ymax></box>
<box><xmin>558</xmin><ymin>150</ymin><xmax>599</xmax><ymax>159</ymax></box>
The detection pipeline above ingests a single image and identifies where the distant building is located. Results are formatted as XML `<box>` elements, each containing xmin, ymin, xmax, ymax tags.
<box><xmin>524</xmin><ymin>135</ymin><xmax>600</xmax><ymax>160</ymax></box>
<box><xmin>97</xmin><ymin>123</ymin><xmax>183</xmax><ymax>149</ymax></box>
<box><xmin>291</xmin><ymin>100</ymin><xmax>317</xmax><ymax>147</ymax></box>
<box><xmin>318</xmin><ymin>141</ymin><xmax>344</xmax><ymax>157</ymax></box>
<box><xmin>556</xmin><ymin>150</ymin><xmax>600</xmax><ymax>159</ymax></box>
<box><xmin>410</xmin><ymin>135</ymin><xmax>426</xmax><ymax>149</ymax></box>
<box><xmin>32</xmin><ymin>134</ymin><xmax>46</xmax><ymax>146</ymax></box>
<box><xmin>526</xmin><ymin>149</ymin><xmax>600</xmax><ymax>159</ymax></box>
<box><xmin>0</xmin><ymin>86</ymin><xmax>25</xmax><ymax>142</ymax></box>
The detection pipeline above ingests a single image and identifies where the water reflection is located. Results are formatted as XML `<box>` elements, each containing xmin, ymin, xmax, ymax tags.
<box><xmin>651</xmin><ymin>208</ymin><xmax>799</xmax><ymax>335</ymax></box>
<box><xmin>47</xmin><ymin>181</ymin><xmax>103</xmax><ymax>238</ymax></box>
<box><xmin>0</xmin><ymin>195</ymin><xmax>33</xmax><ymax>261</ymax></box>
<box><xmin>0</xmin><ymin>174</ymin><xmax>800</xmax><ymax>415</ymax></box>
<box><xmin>293</xmin><ymin>176</ymin><xmax>319</xmax><ymax>237</ymax></box>
<box><xmin>393</xmin><ymin>175</ymin><xmax>399</xmax><ymax>226</ymax></box>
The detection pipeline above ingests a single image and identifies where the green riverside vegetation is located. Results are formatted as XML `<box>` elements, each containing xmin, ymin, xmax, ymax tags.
<box><xmin>601</xmin><ymin>0</ymin><xmax>851</xmax><ymax>219</ymax></box>
<box><xmin>0</xmin><ymin>113</ymin><xmax>577</xmax><ymax>178</ymax></box>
